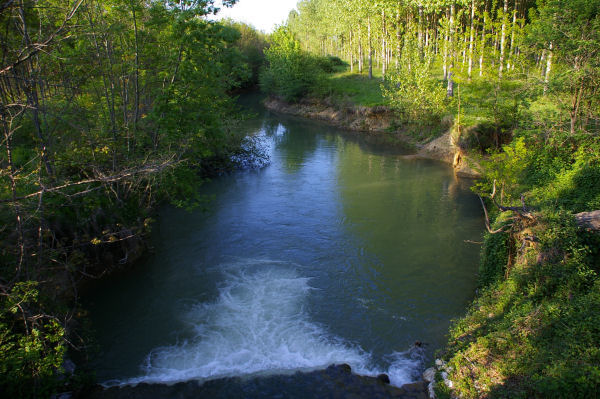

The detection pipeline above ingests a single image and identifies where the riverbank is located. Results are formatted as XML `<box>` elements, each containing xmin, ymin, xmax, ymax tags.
<box><xmin>263</xmin><ymin>96</ymin><xmax>480</xmax><ymax>178</ymax></box>
<box><xmin>266</xmin><ymin>91</ymin><xmax>600</xmax><ymax>398</ymax></box>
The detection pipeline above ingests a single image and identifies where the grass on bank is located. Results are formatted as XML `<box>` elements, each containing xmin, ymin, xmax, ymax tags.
<box><xmin>436</xmin><ymin>135</ymin><xmax>600</xmax><ymax>399</ymax></box>
<box><xmin>318</xmin><ymin>68</ymin><xmax>387</xmax><ymax>107</ymax></box>
<box><xmin>439</xmin><ymin>212</ymin><xmax>600</xmax><ymax>399</ymax></box>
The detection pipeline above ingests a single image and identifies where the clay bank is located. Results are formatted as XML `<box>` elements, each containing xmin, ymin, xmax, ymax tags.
<box><xmin>264</xmin><ymin>96</ymin><xmax>481</xmax><ymax>179</ymax></box>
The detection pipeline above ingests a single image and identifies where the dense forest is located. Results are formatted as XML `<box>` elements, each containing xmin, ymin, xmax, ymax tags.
<box><xmin>259</xmin><ymin>0</ymin><xmax>600</xmax><ymax>397</ymax></box>
<box><xmin>0</xmin><ymin>0</ymin><xmax>270</xmax><ymax>396</ymax></box>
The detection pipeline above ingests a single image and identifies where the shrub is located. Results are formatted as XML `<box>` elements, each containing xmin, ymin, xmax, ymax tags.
<box><xmin>0</xmin><ymin>282</ymin><xmax>66</xmax><ymax>398</ymax></box>
<box><xmin>260</xmin><ymin>27</ymin><xmax>323</xmax><ymax>102</ymax></box>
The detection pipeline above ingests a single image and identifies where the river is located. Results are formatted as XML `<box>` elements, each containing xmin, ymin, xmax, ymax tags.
<box><xmin>84</xmin><ymin>95</ymin><xmax>483</xmax><ymax>394</ymax></box>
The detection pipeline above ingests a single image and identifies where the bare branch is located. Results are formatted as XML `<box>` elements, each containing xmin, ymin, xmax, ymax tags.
<box><xmin>489</xmin><ymin>180</ymin><xmax>536</xmax><ymax>220</ymax></box>
<box><xmin>478</xmin><ymin>195</ymin><xmax>512</xmax><ymax>234</ymax></box>
<box><xmin>0</xmin><ymin>157</ymin><xmax>179</xmax><ymax>204</ymax></box>
<box><xmin>0</xmin><ymin>0</ymin><xmax>85</xmax><ymax>76</ymax></box>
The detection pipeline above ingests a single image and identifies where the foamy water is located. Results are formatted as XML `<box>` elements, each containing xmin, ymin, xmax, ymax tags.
<box><xmin>118</xmin><ymin>260</ymin><xmax>423</xmax><ymax>388</ymax></box>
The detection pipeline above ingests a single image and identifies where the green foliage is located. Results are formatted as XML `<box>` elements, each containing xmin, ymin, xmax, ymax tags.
<box><xmin>447</xmin><ymin>127</ymin><xmax>600</xmax><ymax>399</ymax></box>
<box><xmin>0</xmin><ymin>282</ymin><xmax>66</xmax><ymax>398</ymax></box>
<box><xmin>445</xmin><ymin>210</ymin><xmax>600</xmax><ymax>398</ymax></box>
<box><xmin>476</xmin><ymin>132</ymin><xmax>600</xmax><ymax>212</ymax></box>
<box><xmin>479</xmin><ymin>221</ymin><xmax>510</xmax><ymax>286</ymax></box>
<box><xmin>260</xmin><ymin>27</ymin><xmax>331</xmax><ymax>102</ymax></box>
<box><xmin>382</xmin><ymin>34</ymin><xmax>449</xmax><ymax>125</ymax></box>
<box><xmin>223</xmin><ymin>20</ymin><xmax>268</xmax><ymax>87</ymax></box>
<box><xmin>474</xmin><ymin>136</ymin><xmax>531</xmax><ymax>202</ymax></box>
<box><xmin>0</xmin><ymin>0</ymin><xmax>257</xmax><ymax>395</ymax></box>
<box><xmin>456</xmin><ymin>76</ymin><xmax>531</xmax><ymax>150</ymax></box>
<box><xmin>528</xmin><ymin>0</ymin><xmax>600</xmax><ymax>134</ymax></box>
<box><xmin>529</xmin><ymin>143</ymin><xmax>600</xmax><ymax>212</ymax></box>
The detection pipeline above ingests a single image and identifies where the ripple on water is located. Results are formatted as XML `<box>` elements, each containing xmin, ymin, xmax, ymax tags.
<box><xmin>112</xmin><ymin>259</ymin><xmax>422</xmax><ymax>388</ymax></box>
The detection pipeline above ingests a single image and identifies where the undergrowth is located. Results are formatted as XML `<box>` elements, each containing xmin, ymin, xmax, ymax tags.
<box><xmin>442</xmin><ymin>131</ymin><xmax>600</xmax><ymax>398</ymax></box>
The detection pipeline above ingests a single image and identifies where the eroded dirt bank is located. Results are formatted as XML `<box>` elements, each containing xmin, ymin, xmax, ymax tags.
<box><xmin>264</xmin><ymin>97</ymin><xmax>480</xmax><ymax>178</ymax></box>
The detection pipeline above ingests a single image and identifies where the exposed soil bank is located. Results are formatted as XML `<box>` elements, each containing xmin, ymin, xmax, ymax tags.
<box><xmin>83</xmin><ymin>364</ymin><xmax>429</xmax><ymax>399</ymax></box>
<box><xmin>264</xmin><ymin>97</ymin><xmax>480</xmax><ymax>178</ymax></box>
<box><xmin>264</xmin><ymin>97</ymin><xmax>397</xmax><ymax>134</ymax></box>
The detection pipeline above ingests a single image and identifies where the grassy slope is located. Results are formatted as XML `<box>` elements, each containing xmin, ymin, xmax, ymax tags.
<box><xmin>439</xmin><ymin>211</ymin><xmax>600</xmax><ymax>399</ymax></box>
<box><xmin>319</xmin><ymin>68</ymin><xmax>387</xmax><ymax>107</ymax></box>
<box><xmin>438</xmin><ymin>139</ymin><xmax>600</xmax><ymax>398</ymax></box>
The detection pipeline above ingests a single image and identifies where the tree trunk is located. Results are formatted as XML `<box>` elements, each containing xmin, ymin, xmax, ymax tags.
<box><xmin>480</xmin><ymin>10</ymin><xmax>487</xmax><ymax>76</ymax></box>
<box><xmin>498</xmin><ymin>0</ymin><xmax>508</xmax><ymax>78</ymax></box>
<box><xmin>396</xmin><ymin>8</ymin><xmax>401</xmax><ymax>68</ymax></box>
<box><xmin>358</xmin><ymin>24</ymin><xmax>363</xmax><ymax>73</ymax></box>
<box><xmin>570</xmin><ymin>65</ymin><xmax>583</xmax><ymax>135</ymax></box>
<box><xmin>539</xmin><ymin>49</ymin><xmax>546</xmax><ymax>74</ymax></box>
<box><xmin>368</xmin><ymin>16</ymin><xmax>373</xmax><ymax>79</ymax></box>
<box><xmin>381</xmin><ymin>8</ymin><xmax>386</xmax><ymax>79</ymax></box>
<box><xmin>130</xmin><ymin>0</ymin><xmax>139</xmax><ymax>158</ymax></box>
<box><xmin>492</xmin><ymin>29</ymin><xmax>498</xmax><ymax>67</ymax></box>
<box><xmin>447</xmin><ymin>3</ymin><xmax>455</xmax><ymax>97</ymax></box>
<box><xmin>508</xmin><ymin>0</ymin><xmax>518</xmax><ymax>71</ymax></box>
<box><xmin>544</xmin><ymin>42</ymin><xmax>552</xmax><ymax>94</ymax></box>
<box><xmin>443</xmin><ymin>7</ymin><xmax>450</xmax><ymax>80</ymax></box>
<box><xmin>418</xmin><ymin>4</ymin><xmax>423</xmax><ymax>53</ymax></box>
<box><xmin>468</xmin><ymin>0</ymin><xmax>475</xmax><ymax>80</ymax></box>
<box><xmin>350</xmin><ymin>29</ymin><xmax>354</xmax><ymax>73</ymax></box>
<box><xmin>2</xmin><ymin>118</ymin><xmax>25</xmax><ymax>277</ymax></box>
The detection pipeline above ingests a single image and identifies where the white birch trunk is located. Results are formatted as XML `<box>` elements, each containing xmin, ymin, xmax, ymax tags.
<box><xmin>498</xmin><ymin>0</ymin><xmax>508</xmax><ymax>78</ymax></box>
<box><xmin>468</xmin><ymin>0</ymin><xmax>475</xmax><ymax>80</ymax></box>
<box><xmin>368</xmin><ymin>16</ymin><xmax>373</xmax><ymax>79</ymax></box>
<box><xmin>544</xmin><ymin>42</ymin><xmax>552</xmax><ymax>95</ymax></box>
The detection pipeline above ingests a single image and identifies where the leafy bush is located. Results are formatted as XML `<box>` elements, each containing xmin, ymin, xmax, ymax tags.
<box><xmin>0</xmin><ymin>282</ymin><xmax>66</xmax><ymax>398</ymax></box>
<box><xmin>382</xmin><ymin>34</ymin><xmax>448</xmax><ymax>125</ymax></box>
<box><xmin>446</xmin><ymin>124</ymin><xmax>600</xmax><ymax>398</ymax></box>
<box><xmin>445</xmin><ymin>210</ymin><xmax>600</xmax><ymax>398</ymax></box>
<box><xmin>529</xmin><ymin>144</ymin><xmax>600</xmax><ymax>212</ymax></box>
<box><xmin>260</xmin><ymin>27</ymin><xmax>324</xmax><ymax>102</ymax></box>
<box><xmin>479</xmin><ymin>222</ymin><xmax>510</xmax><ymax>286</ymax></box>
<box><xmin>315</xmin><ymin>55</ymin><xmax>348</xmax><ymax>73</ymax></box>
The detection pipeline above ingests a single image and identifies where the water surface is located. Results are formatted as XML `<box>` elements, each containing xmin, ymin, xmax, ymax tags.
<box><xmin>85</xmin><ymin>97</ymin><xmax>483</xmax><ymax>390</ymax></box>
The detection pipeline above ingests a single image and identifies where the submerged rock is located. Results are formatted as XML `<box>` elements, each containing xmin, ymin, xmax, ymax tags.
<box><xmin>83</xmin><ymin>364</ymin><xmax>429</xmax><ymax>399</ymax></box>
<box><xmin>422</xmin><ymin>367</ymin><xmax>436</xmax><ymax>383</ymax></box>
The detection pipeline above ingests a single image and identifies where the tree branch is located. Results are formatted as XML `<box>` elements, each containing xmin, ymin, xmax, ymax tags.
<box><xmin>0</xmin><ymin>157</ymin><xmax>179</xmax><ymax>204</ymax></box>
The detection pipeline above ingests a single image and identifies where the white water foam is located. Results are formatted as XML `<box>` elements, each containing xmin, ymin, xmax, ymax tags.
<box><xmin>121</xmin><ymin>259</ymin><xmax>422</xmax><ymax>387</ymax></box>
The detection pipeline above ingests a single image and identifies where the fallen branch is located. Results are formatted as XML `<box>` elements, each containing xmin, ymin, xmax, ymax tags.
<box><xmin>0</xmin><ymin>157</ymin><xmax>178</xmax><ymax>204</ymax></box>
<box><xmin>489</xmin><ymin>181</ymin><xmax>535</xmax><ymax>221</ymax></box>
<box><xmin>478</xmin><ymin>195</ymin><xmax>512</xmax><ymax>234</ymax></box>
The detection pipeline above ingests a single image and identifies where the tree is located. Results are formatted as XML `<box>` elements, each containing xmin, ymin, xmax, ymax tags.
<box><xmin>529</xmin><ymin>0</ymin><xmax>600</xmax><ymax>134</ymax></box>
<box><xmin>0</xmin><ymin>0</ymin><xmax>257</xmax><ymax>395</ymax></box>
<box><xmin>260</xmin><ymin>27</ymin><xmax>323</xmax><ymax>101</ymax></box>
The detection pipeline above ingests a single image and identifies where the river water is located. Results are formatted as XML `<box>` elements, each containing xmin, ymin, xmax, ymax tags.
<box><xmin>84</xmin><ymin>96</ymin><xmax>483</xmax><ymax>392</ymax></box>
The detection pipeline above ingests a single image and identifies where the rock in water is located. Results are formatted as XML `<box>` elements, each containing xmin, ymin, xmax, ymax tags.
<box><xmin>422</xmin><ymin>367</ymin><xmax>436</xmax><ymax>383</ymax></box>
